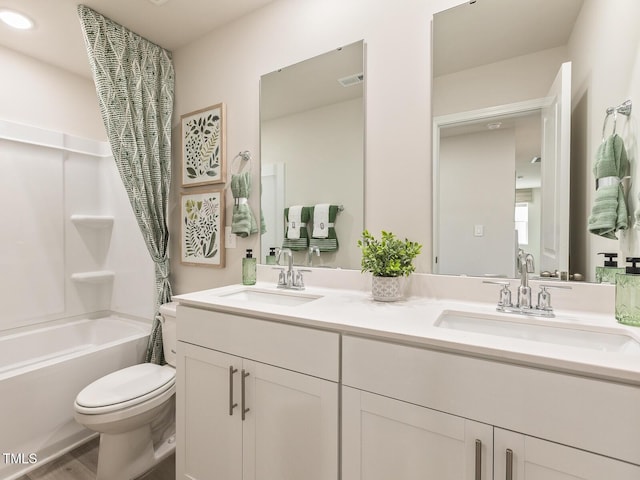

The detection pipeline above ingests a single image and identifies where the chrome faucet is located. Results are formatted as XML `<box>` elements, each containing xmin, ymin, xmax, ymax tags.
<box><xmin>517</xmin><ymin>249</ymin><xmax>535</xmax><ymax>309</ymax></box>
<box><xmin>275</xmin><ymin>248</ymin><xmax>310</xmax><ymax>290</ymax></box>
<box><xmin>276</xmin><ymin>248</ymin><xmax>294</xmax><ymax>287</ymax></box>
<box><xmin>307</xmin><ymin>245</ymin><xmax>320</xmax><ymax>267</ymax></box>
<box><xmin>483</xmin><ymin>250</ymin><xmax>571</xmax><ymax>318</ymax></box>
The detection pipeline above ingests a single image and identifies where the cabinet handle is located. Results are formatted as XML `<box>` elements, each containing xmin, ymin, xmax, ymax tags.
<box><xmin>506</xmin><ymin>448</ymin><xmax>513</xmax><ymax>480</ymax></box>
<box><xmin>474</xmin><ymin>439</ymin><xmax>482</xmax><ymax>480</ymax></box>
<box><xmin>241</xmin><ymin>369</ymin><xmax>250</xmax><ymax>421</ymax></box>
<box><xmin>229</xmin><ymin>366</ymin><xmax>238</xmax><ymax>416</ymax></box>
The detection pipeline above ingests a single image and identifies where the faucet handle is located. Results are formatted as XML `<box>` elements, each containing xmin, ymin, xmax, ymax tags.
<box><xmin>272</xmin><ymin>267</ymin><xmax>286</xmax><ymax>286</ymax></box>
<box><xmin>294</xmin><ymin>269</ymin><xmax>312</xmax><ymax>288</ymax></box>
<box><xmin>483</xmin><ymin>280</ymin><xmax>512</xmax><ymax>308</ymax></box>
<box><xmin>535</xmin><ymin>284</ymin><xmax>571</xmax><ymax>313</ymax></box>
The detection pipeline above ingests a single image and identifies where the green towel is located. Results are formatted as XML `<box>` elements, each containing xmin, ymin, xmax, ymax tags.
<box><xmin>588</xmin><ymin>134</ymin><xmax>629</xmax><ymax>239</ymax></box>
<box><xmin>310</xmin><ymin>204</ymin><xmax>339</xmax><ymax>252</ymax></box>
<box><xmin>230</xmin><ymin>171</ymin><xmax>258</xmax><ymax>238</ymax></box>
<box><xmin>282</xmin><ymin>206</ymin><xmax>310</xmax><ymax>251</ymax></box>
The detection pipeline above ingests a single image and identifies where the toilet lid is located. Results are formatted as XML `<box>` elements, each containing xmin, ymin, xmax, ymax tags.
<box><xmin>76</xmin><ymin>363</ymin><xmax>175</xmax><ymax>409</ymax></box>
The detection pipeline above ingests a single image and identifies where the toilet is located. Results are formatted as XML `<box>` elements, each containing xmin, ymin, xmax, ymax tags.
<box><xmin>74</xmin><ymin>302</ymin><xmax>178</xmax><ymax>480</ymax></box>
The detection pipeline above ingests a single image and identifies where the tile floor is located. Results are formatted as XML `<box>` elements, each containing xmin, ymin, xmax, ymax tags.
<box><xmin>16</xmin><ymin>438</ymin><xmax>175</xmax><ymax>480</ymax></box>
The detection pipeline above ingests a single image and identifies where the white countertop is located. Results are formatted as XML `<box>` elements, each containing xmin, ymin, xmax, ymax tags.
<box><xmin>173</xmin><ymin>281</ymin><xmax>640</xmax><ymax>386</ymax></box>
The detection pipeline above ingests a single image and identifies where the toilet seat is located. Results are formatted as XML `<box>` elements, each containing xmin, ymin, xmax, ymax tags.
<box><xmin>75</xmin><ymin>363</ymin><xmax>175</xmax><ymax>415</ymax></box>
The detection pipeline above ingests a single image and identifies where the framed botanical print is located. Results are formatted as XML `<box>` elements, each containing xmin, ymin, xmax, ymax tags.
<box><xmin>180</xmin><ymin>189</ymin><xmax>225</xmax><ymax>267</ymax></box>
<box><xmin>181</xmin><ymin>103</ymin><xmax>226</xmax><ymax>187</ymax></box>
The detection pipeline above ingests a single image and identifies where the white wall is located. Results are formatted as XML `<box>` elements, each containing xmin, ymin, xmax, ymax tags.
<box><xmin>433</xmin><ymin>46</ymin><xmax>568</xmax><ymax>116</ymax></box>
<box><xmin>438</xmin><ymin>128</ymin><xmax>516</xmax><ymax>276</ymax></box>
<box><xmin>171</xmin><ymin>0</ymin><xmax>434</xmax><ymax>294</ymax></box>
<box><xmin>0</xmin><ymin>47</ymin><xmax>155</xmax><ymax>329</ymax></box>
<box><xmin>261</xmin><ymin>98</ymin><xmax>364</xmax><ymax>269</ymax></box>
<box><xmin>0</xmin><ymin>46</ymin><xmax>105</xmax><ymax>141</ymax></box>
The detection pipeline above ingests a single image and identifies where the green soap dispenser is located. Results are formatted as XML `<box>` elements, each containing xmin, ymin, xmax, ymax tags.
<box><xmin>266</xmin><ymin>247</ymin><xmax>277</xmax><ymax>265</ymax></box>
<box><xmin>615</xmin><ymin>257</ymin><xmax>640</xmax><ymax>326</ymax></box>
<box><xmin>596</xmin><ymin>252</ymin><xmax>624</xmax><ymax>284</ymax></box>
<box><xmin>242</xmin><ymin>249</ymin><xmax>257</xmax><ymax>285</ymax></box>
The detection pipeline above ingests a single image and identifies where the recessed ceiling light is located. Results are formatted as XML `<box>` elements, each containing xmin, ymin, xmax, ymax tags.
<box><xmin>0</xmin><ymin>9</ymin><xmax>34</xmax><ymax>30</ymax></box>
<box><xmin>487</xmin><ymin>122</ymin><xmax>502</xmax><ymax>130</ymax></box>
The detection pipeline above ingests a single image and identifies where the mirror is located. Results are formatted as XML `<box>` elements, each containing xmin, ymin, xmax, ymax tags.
<box><xmin>259</xmin><ymin>41</ymin><xmax>365</xmax><ymax>269</ymax></box>
<box><xmin>432</xmin><ymin>0</ymin><xmax>582</xmax><ymax>279</ymax></box>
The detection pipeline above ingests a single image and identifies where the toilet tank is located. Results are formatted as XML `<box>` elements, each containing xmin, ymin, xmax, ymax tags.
<box><xmin>159</xmin><ymin>302</ymin><xmax>178</xmax><ymax>367</ymax></box>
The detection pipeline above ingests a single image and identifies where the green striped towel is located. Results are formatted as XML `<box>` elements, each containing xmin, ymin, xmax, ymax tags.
<box><xmin>282</xmin><ymin>206</ymin><xmax>310</xmax><ymax>251</ymax></box>
<box><xmin>588</xmin><ymin>134</ymin><xmax>629</xmax><ymax>239</ymax></box>
<box><xmin>230</xmin><ymin>171</ymin><xmax>258</xmax><ymax>238</ymax></box>
<box><xmin>310</xmin><ymin>204</ymin><xmax>339</xmax><ymax>252</ymax></box>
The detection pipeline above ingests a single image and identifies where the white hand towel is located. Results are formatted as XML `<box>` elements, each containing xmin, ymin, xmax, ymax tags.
<box><xmin>312</xmin><ymin>203</ymin><xmax>331</xmax><ymax>238</ymax></box>
<box><xmin>287</xmin><ymin>205</ymin><xmax>304</xmax><ymax>239</ymax></box>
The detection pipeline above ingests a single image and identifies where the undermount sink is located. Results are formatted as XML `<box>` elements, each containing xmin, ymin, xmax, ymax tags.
<box><xmin>219</xmin><ymin>288</ymin><xmax>322</xmax><ymax>307</ymax></box>
<box><xmin>435</xmin><ymin>310</ymin><xmax>640</xmax><ymax>354</ymax></box>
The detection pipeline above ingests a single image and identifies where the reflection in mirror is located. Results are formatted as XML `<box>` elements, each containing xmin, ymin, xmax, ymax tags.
<box><xmin>260</xmin><ymin>41</ymin><xmax>365</xmax><ymax>269</ymax></box>
<box><xmin>436</xmin><ymin>109</ymin><xmax>542</xmax><ymax>277</ymax></box>
<box><xmin>432</xmin><ymin>0</ymin><xmax>581</xmax><ymax>279</ymax></box>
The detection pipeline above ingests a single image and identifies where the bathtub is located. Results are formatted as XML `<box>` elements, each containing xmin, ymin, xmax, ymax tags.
<box><xmin>0</xmin><ymin>315</ymin><xmax>150</xmax><ymax>480</ymax></box>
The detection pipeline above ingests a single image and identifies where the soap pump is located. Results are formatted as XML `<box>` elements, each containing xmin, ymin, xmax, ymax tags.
<box><xmin>596</xmin><ymin>252</ymin><xmax>624</xmax><ymax>284</ymax></box>
<box><xmin>615</xmin><ymin>257</ymin><xmax>640</xmax><ymax>326</ymax></box>
<box><xmin>242</xmin><ymin>249</ymin><xmax>257</xmax><ymax>285</ymax></box>
<box><xmin>266</xmin><ymin>247</ymin><xmax>277</xmax><ymax>265</ymax></box>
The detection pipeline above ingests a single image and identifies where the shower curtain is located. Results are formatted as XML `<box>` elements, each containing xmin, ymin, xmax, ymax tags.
<box><xmin>77</xmin><ymin>5</ymin><xmax>174</xmax><ymax>364</ymax></box>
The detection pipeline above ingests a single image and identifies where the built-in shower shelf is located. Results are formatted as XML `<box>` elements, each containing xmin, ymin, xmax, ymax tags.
<box><xmin>70</xmin><ymin>214</ymin><xmax>114</xmax><ymax>228</ymax></box>
<box><xmin>71</xmin><ymin>271</ymin><xmax>115</xmax><ymax>283</ymax></box>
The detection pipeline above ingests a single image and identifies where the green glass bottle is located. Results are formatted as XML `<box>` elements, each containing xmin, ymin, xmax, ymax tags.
<box><xmin>615</xmin><ymin>257</ymin><xmax>640</xmax><ymax>326</ymax></box>
<box><xmin>242</xmin><ymin>249</ymin><xmax>257</xmax><ymax>285</ymax></box>
<box><xmin>595</xmin><ymin>252</ymin><xmax>624</xmax><ymax>284</ymax></box>
<box><xmin>265</xmin><ymin>247</ymin><xmax>277</xmax><ymax>265</ymax></box>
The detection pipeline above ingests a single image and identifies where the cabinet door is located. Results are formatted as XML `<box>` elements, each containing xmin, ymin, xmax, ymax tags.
<box><xmin>495</xmin><ymin>428</ymin><xmax>640</xmax><ymax>480</ymax></box>
<box><xmin>177</xmin><ymin>342</ymin><xmax>243</xmax><ymax>480</ymax></box>
<box><xmin>242</xmin><ymin>359</ymin><xmax>339</xmax><ymax>480</ymax></box>
<box><xmin>342</xmin><ymin>386</ymin><xmax>493</xmax><ymax>480</ymax></box>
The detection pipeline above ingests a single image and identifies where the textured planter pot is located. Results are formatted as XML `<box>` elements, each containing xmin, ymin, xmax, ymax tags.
<box><xmin>371</xmin><ymin>275</ymin><xmax>404</xmax><ymax>302</ymax></box>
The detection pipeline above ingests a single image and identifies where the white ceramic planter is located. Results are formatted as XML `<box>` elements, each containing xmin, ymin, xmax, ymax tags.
<box><xmin>371</xmin><ymin>275</ymin><xmax>404</xmax><ymax>302</ymax></box>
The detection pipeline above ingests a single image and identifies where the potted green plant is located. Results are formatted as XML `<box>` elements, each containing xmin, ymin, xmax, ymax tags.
<box><xmin>357</xmin><ymin>230</ymin><xmax>422</xmax><ymax>301</ymax></box>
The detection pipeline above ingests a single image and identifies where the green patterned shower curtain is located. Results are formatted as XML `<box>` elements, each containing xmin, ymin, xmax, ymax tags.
<box><xmin>78</xmin><ymin>5</ymin><xmax>174</xmax><ymax>364</ymax></box>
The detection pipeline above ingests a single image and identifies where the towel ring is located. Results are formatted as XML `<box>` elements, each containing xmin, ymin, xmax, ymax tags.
<box><xmin>602</xmin><ymin>100</ymin><xmax>633</xmax><ymax>142</ymax></box>
<box><xmin>231</xmin><ymin>150</ymin><xmax>252</xmax><ymax>172</ymax></box>
<box><xmin>224</xmin><ymin>150</ymin><xmax>252</xmax><ymax>189</ymax></box>
<box><xmin>602</xmin><ymin>110</ymin><xmax>617</xmax><ymax>142</ymax></box>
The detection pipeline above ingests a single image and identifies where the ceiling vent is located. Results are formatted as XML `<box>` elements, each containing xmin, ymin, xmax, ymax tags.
<box><xmin>338</xmin><ymin>73</ymin><xmax>364</xmax><ymax>87</ymax></box>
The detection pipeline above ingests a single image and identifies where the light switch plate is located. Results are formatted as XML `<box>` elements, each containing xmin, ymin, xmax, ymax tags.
<box><xmin>225</xmin><ymin>226</ymin><xmax>236</xmax><ymax>248</ymax></box>
<box><xmin>474</xmin><ymin>225</ymin><xmax>484</xmax><ymax>237</ymax></box>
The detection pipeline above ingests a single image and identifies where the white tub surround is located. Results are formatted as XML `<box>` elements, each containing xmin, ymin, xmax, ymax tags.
<box><xmin>174</xmin><ymin>271</ymin><xmax>640</xmax><ymax>478</ymax></box>
<box><xmin>0</xmin><ymin>315</ymin><xmax>149</xmax><ymax>480</ymax></box>
<box><xmin>0</xmin><ymin>119</ymin><xmax>154</xmax><ymax>331</ymax></box>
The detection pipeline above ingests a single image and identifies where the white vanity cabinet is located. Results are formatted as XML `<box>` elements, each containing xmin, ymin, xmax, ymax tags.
<box><xmin>342</xmin><ymin>386</ymin><xmax>493</xmax><ymax>480</ymax></box>
<box><xmin>493</xmin><ymin>428</ymin><xmax>640</xmax><ymax>480</ymax></box>
<box><xmin>176</xmin><ymin>305</ymin><xmax>340</xmax><ymax>480</ymax></box>
<box><xmin>342</xmin><ymin>335</ymin><xmax>640</xmax><ymax>480</ymax></box>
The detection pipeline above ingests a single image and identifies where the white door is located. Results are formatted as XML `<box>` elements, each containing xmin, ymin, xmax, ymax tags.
<box><xmin>242</xmin><ymin>360</ymin><xmax>339</xmax><ymax>480</ymax></box>
<box><xmin>539</xmin><ymin>61</ymin><xmax>571</xmax><ymax>274</ymax></box>
<box><xmin>177</xmin><ymin>342</ymin><xmax>243</xmax><ymax>480</ymax></box>
<box><xmin>342</xmin><ymin>386</ymin><xmax>493</xmax><ymax>480</ymax></box>
<box><xmin>495</xmin><ymin>428</ymin><xmax>640</xmax><ymax>479</ymax></box>
<box><xmin>260</xmin><ymin>162</ymin><xmax>286</xmax><ymax>262</ymax></box>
